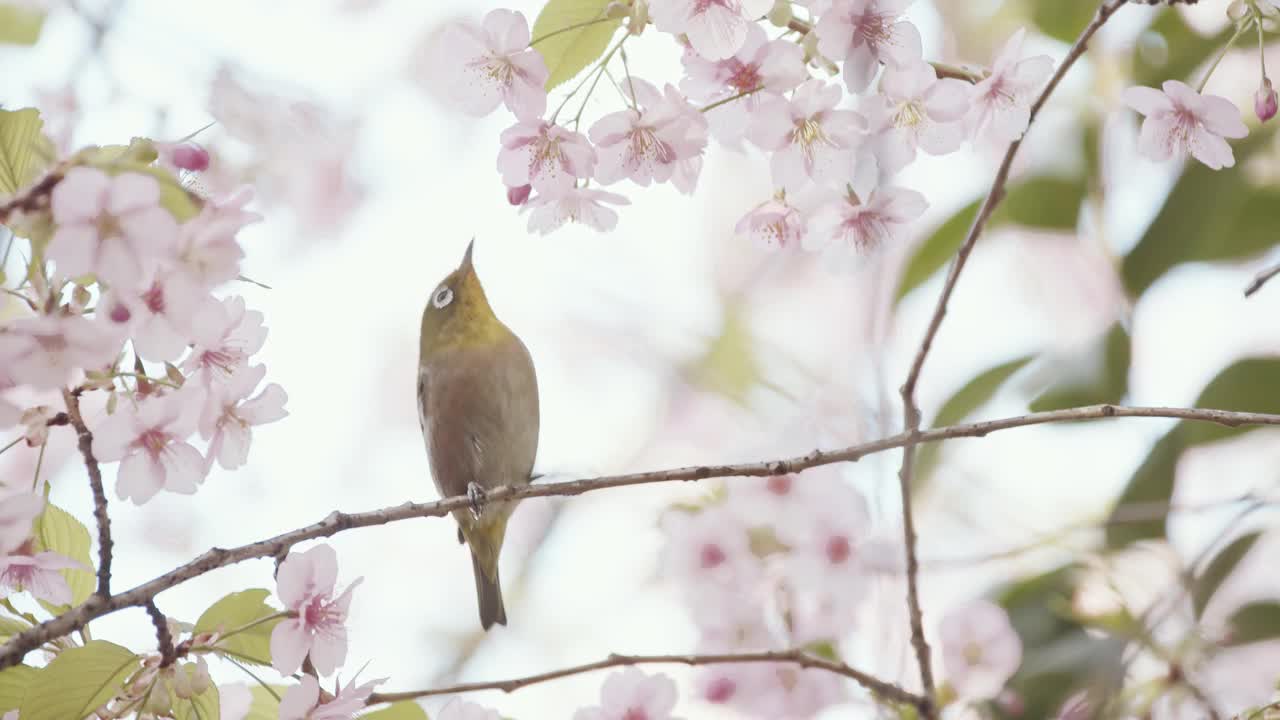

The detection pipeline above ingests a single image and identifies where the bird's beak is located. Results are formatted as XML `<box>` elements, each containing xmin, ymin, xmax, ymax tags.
<box><xmin>459</xmin><ymin>238</ymin><xmax>475</xmax><ymax>273</ymax></box>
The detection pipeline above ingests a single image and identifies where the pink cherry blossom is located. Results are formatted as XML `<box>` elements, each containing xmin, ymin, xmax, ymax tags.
<box><xmin>650</xmin><ymin>0</ymin><xmax>773</xmax><ymax>61</ymax></box>
<box><xmin>507</xmin><ymin>183</ymin><xmax>532</xmax><ymax>206</ymax></box>
<box><xmin>175</xmin><ymin>187</ymin><xmax>257</xmax><ymax>290</ymax></box>
<box><xmin>965</xmin><ymin>28</ymin><xmax>1054</xmax><ymax>145</ymax></box>
<box><xmin>861</xmin><ymin>61</ymin><xmax>969</xmax><ymax>177</ymax></box>
<box><xmin>0</xmin><ymin>492</ymin><xmax>45</xmax><ymax>555</ymax></box>
<box><xmin>660</xmin><ymin>506</ymin><xmax>760</xmax><ymax>589</ymax></box>
<box><xmin>0</xmin><ymin>314</ymin><xmax>120</xmax><ymax>390</ymax></box>
<box><xmin>182</xmin><ymin>296</ymin><xmax>267</xmax><ymax>387</ymax></box>
<box><xmin>199</xmin><ymin>364</ymin><xmax>289</xmax><ymax>471</ymax></box>
<box><xmin>726</xmin><ymin>473</ymin><xmax>828</xmax><ymax>528</ymax></box>
<box><xmin>100</xmin><ymin>272</ymin><xmax>207</xmax><ymax>363</ymax></box>
<box><xmin>498</xmin><ymin>120</ymin><xmax>596</xmax><ymax>198</ymax></box>
<box><xmin>805</xmin><ymin>185</ymin><xmax>927</xmax><ymax>266</ymax></box>
<box><xmin>279</xmin><ymin>674</ymin><xmax>384</xmax><ymax>720</ymax></box>
<box><xmin>270</xmin><ymin>544</ymin><xmax>362</xmax><ymax>676</ymax></box>
<box><xmin>0</xmin><ymin>541</ymin><xmax>85</xmax><ymax>606</ymax></box>
<box><xmin>815</xmin><ymin>0</ymin><xmax>923</xmax><ymax>93</ymax></box>
<box><xmin>46</xmin><ymin>167</ymin><xmax>179</xmax><ymax>289</ymax></box>
<box><xmin>589</xmin><ymin>80</ymin><xmax>709</xmax><ymax>190</ymax></box>
<box><xmin>734</xmin><ymin>195</ymin><xmax>806</xmax><ymax>250</ymax></box>
<box><xmin>93</xmin><ymin>388</ymin><xmax>207</xmax><ymax>504</ymax></box>
<box><xmin>524</xmin><ymin>187</ymin><xmax>630</xmax><ymax>234</ymax></box>
<box><xmin>702</xmin><ymin>663</ymin><xmax>844</xmax><ymax>718</ymax></box>
<box><xmin>440</xmin><ymin>9</ymin><xmax>548</xmax><ymax>120</ymax></box>
<box><xmin>939</xmin><ymin>599</ymin><xmax>1023</xmax><ymax>700</ymax></box>
<box><xmin>1123</xmin><ymin>80</ymin><xmax>1249</xmax><ymax>170</ymax></box>
<box><xmin>438</xmin><ymin>700</ymin><xmax>502</xmax><ymax>720</ymax></box>
<box><xmin>680</xmin><ymin>24</ymin><xmax>808</xmax><ymax>104</ymax></box>
<box><xmin>572</xmin><ymin>668</ymin><xmax>682</xmax><ymax>720</ymax></box>
<box><xmin>749</xmin><ymin>79</ymin><xmax>866</xmax><ymax>189</ymax></box>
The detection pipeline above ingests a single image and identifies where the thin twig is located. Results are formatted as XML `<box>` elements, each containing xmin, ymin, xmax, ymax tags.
<box><xmin>144</xmin><ymin>600</ymin><xmax>175</xmax><ymax>668</ymax></box>
<box><xmin>367</xmin><ymin>650</ymin><xmax>925</xmax><ymax>710</ymax></box>
<box><xmin>0</xmin><ymin>402</ymin><xmax>1275</xmax><ymax>670</ymax></box>
<box><xmin>1243</xmin><ymin>262</ymin><xmax>1280</xmax><ymax>297</ymax></box>
<box><xmin>892</xmin><ymin>2</ymin><xmax>1131</xmax><ymax>712</ymax></box>
<box><xmin>62</xmin><ymin>389</ymin><xmax>113</xmax><ymax>597</ymax></box>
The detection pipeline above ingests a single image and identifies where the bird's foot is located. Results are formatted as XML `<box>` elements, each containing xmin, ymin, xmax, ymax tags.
<box><xmin>467</xmin><ymin>482</ymin><xmax>487</xmax><ymax>520</ymax></box>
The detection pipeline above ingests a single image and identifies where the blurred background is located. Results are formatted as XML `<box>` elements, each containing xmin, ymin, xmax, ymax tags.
<box><xmin>4</xmin><ymin>0</ymin><xmax>1280</xmax><ymax>717</ymax></box>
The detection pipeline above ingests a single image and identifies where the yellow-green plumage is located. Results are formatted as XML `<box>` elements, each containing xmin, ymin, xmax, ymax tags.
<box><xmin>417</xmin><ymin>240</ymin><xmax>539</xmax><ymax>630</ymax></box>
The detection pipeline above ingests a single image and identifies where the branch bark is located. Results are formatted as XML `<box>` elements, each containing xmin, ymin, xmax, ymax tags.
<box><xmin>0</xmin><ymin>402</ymin><xmax>1272</xmax><ymax>671</ymax></box>
<box><xmin>893</xmin><ymin>2</ymin><xmax>1131</xmax><ymax>712</ymax></box>
<box><xmin>62</xmin><ymin>389</ymin><xmax>113</xmax><ymax>598</ymax></box>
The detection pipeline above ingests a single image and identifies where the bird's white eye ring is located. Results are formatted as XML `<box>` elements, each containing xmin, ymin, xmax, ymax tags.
<box><xmin>432</xmin><ymin>286</ymin><xmax>454</xmax><ymax>308</ymax></box>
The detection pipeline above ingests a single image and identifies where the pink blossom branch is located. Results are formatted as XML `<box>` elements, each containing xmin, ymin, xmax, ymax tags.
<box><xmin>1243</xmin><ymin>261</ymin><xmax>1280</xmax><ymax>297</ymax></box>
<box><xmin>893</xmin><ymin>1</ymin><xmax>1131</xmax><ymax>712</ymax></box>
<box><xmin>62</xmin><ymin>389</ymin><xmax>113</xmax><ymax>597</ymax></box>
<box><xmin>0</xmin><ymin>402</ymin><xmax>1275</xmax><ymax>671</ymax></box>
<box><xmin>366</xmin><ymin>650</ymin><xmax>925</xmax><ymax>710</ymax></box>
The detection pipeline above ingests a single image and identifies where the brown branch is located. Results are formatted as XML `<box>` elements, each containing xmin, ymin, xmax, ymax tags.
<box><xmin>0</xmin><ymin>403</ymin><xmax>1276</xmax><ymax>671</ymax></box>
<box><xmin>1243</xmin><ymin>262</ymin><xmax>1280</xmax><ymax>298</ymax></box>
<box><xmin>144</xmin><ymin>600</ymin><xmax>175</xmax><ymax>668</ymax></box>
<box><xmin>893</xmin><ymin>2</ymin><xmax>1131</xmax><ymax>712</ymax></box>
<box><xmin>62</xmin><ymin>389</ymin><xmax>113</xmax><ymax>597</ymax></box>
<box><xmin>367</xmin><ymin>650</ymin><xmax>925</xmax><ymax>710</ymax></box>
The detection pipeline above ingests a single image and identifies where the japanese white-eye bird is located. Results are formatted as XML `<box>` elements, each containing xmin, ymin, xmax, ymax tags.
<box><xmin>417</xmin><ymin>239</ymin><xmax>539</xmax><ymax>630</ymax></box>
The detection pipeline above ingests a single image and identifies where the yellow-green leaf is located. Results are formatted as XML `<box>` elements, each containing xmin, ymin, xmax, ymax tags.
<box><xmin>362</xmin><ymin>701</ymin><xmax>430</xmax><ymax>720</ymax></box>
<box><xmin>31</xmin><ymin>502</ymin><xmax>94</xmax><ymax>612</ymax></box>
<box><xmin>193</xmin><ymin>589</ymin><xmax>282</xmax><ymax>666</ymax></box>
<box><xmin>685</xmin><ymin>304</ymin><xmax>762</xmax><ymax>405</ymax></box>
<box><xmin>0</xmin><ymin>664</ymin><xmax>37</xmax><ymax>712</ymax></box>
<box><xmin>0</xmin><ymin>4</ymin><xmax>44</xmax><ymax>46</ymax></box>
<box><xmin>1105</xmin><ymin>427</ymin><xmax>1185</xmax><ymax>549</ymax></box>
<box><xmin>531</xmin><ymin>0</ymin><xmax>622</xmax><ymax>90</ymax></box>
<box><xmin>1227</xmin><ymin>601</ymin><xmax>1280</xmax><ymax>646</ymax></box>
<box><xmin>0</xmin><ymin>615</ymin><xmax>31</xmax><ymax>643</ymax></box>
<box><xmin>1184</xmin><ymin>358</ymin><xmax>1280</xmax><ymax>447</ymax></box>
<box><xmin>245</xmin><ymin>685</ymin><xmax>286</xmax><ymax>720</ymax></box>
<box><xmin>0</xmin><ymin>108</ymin><xmax>43</xmax><ymax>197</ymax></box>
<box><xmin>20</xmin><ymin>640</ymin><xmax>138</xmax><ymax>720</ymax></box>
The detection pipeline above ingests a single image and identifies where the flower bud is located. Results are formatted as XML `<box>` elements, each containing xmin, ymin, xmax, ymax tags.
<box><xmin>1228</xmin><ymin>0</ymin><xmax>1249</xmax><ymax>22</ymax></box>
<box><xmin>628</xmin><ymin>0</ymin><xmax>648</xmax><ymax>36</ymax></box>
<box><xmin>1257</xmin><ymin>78</ymin><xmax>1278</xmax><ymax>122</ymax></box>
<box><xmin>190</xmin><ymin>657</ymin><xmax>211</xmax><ymax>694</ymax></box>
<box><xmin>171</xmin><ymin>663</ymin><xmax>194</xmax><ymax>699</ymax></box>
<box><xmin>768</xmin><ymin>0</ymin><xmax>793</xmax><ymax>28</ymax></box>
<box><xmin>507</xmin><ymin>184</ymin><xmax>532</xmax><ymax>206</ymax></box>
<box><xmin>159</xmin><ymin>142</ymin><xmax>211</xmax><ymax>172</ymax></box>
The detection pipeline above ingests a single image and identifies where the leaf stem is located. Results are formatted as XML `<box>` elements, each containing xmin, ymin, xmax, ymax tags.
<box><xmin>529</xmin><ymin>15</ymin><xmax>615</xmax><ymax>47</ymax></box>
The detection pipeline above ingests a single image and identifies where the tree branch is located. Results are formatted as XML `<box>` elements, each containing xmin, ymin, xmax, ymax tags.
<box><xmin>367</xmin><ymin>650</ymin><xmax>925</xmax><ymax>710</ymax></box>
<box><xmin>62</xmin><ymin>389</ymin><xmax>113</xmax><ymax>597</ymax></box>
<box><xmin>144</xmin><ymin>600</ymin><xmax>175</xmax><ymax>668</ymax></box>
<box><xmin>893</xmin><ymin>2</ymin><xmax>1131</xmax><ymax>712</ymax></box>
<box><xmin>0</xmin><ymin>402</ymin><xmax>1273</xmax><ymax>671</ymax></box>
<box><xmin>1243</xmin><ymin>261</ymin><xmax>1280</xmax><ymax>298</ymax></box>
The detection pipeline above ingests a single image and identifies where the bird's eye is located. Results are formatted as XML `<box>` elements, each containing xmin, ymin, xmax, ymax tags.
<box><xmin>432</xmin><ymin>286</ymin><xmax>454</xmax><ymax>309</ymax></box>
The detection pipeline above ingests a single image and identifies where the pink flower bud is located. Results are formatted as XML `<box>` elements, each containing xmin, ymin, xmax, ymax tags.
<box><xmin>1257</xmin><ymin>79</ymin><xmax>1278</xmax><ymax>122</ymax></box>
<box><xmin>161</xmin><ymin>142</ymin><xmax>211</xmax><ymax>172</ymax></box>
<box><xmin>507</xmin><ymin>184</ymin><xmax>532</xmax><ymax>206</ymax></box>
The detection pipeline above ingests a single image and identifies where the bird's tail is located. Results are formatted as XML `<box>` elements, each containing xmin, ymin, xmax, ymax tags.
<box><xmin>470</xmin><ymin>549</ymin><xmax>507</xmax><ymax>630</ymax></box>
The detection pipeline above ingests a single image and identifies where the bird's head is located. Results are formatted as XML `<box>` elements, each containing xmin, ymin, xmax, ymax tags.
<box><xmin>419</xmin><ymin>239</ymin><xmax>504</xmax><ymax>359</ymax></box>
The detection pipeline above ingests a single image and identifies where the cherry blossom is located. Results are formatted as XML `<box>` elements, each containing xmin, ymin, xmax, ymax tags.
<box><xmin>702</xmin><ymin>662</ymin><xmax>844</xmax><ymax>717</ymax></box>
<box><xmin>734</xmin><ymin>194</ymin><xmax>806</xmax><ymax>250</ymax></box>
<box><xmin>438</xmin><ymin>700</ymin><xmax>502</xmax><ymax>720</ymax></box>
<box><xmin>749</xmin><ymin>79</ymin><xmax>866</xmax><ymax>189</ymax></box>
<box><xmin>0</xmin><ymin>492</ymin><xmax>45</xmax><ymax>555</ymax></box>
<box><xmin>680</xmin><ymin>25</ymin><xmax>808</xmax><ymax>104</ymax></box>
<box><xmin>660</xmin><ymin>506</ymin><xmax>759</xmax><ymax>589</ymax></box>
<box><xmin>524</xmin><ymin>187</ymin><xmax>630</xmax><ymax>234</ymax></box>
<box><xmin>965</xmin><ymin>28</ymin><xmax>1054</xmax><ymax>145</ymax></box>
<box><xmin>93</xmin><ymin>388</ymin><xmax>207</xmax><ymax>504</ymax></box>
<box><xmin>589</xmin><ymin>80</ymin><xmax>709</xmax><ymax>190</ymax></box>
<box><xmin>815</xmin><ymin>0</ymin><xmax>923</xmax><ymax>93</ymax></box>
<box><xmin>46</xmin><ymin>167</ymin><xmax>179</xmax><ymax>289</ymax></box>
<box><xmin>805</xmin><ymin>185</ymin><xmax>927</xmax><ymax>266</ymax></box>
<box><xmin>182</xmin><ymin>296</ymin><xmax>267</xmax><ymax>387</ymax></box>
<box><xmin>0</xmin><ymin>541</ymin><xmax>85</xmax><ymax>606</ymax></box>
<box><xmin>650</xmin><ymin>0</ymin><xmax>773</xmax><ymax>61</ymax></box>
<box><xmin>0</xmin><ymin>314</ymin><xmax>119</xmax><ymax>390</ymax></box>
<box><xmin>279</xmin><ymin>674</ymin><xmax>384</xmax><ymax>720</ymax></box>
<box><xmin>572</xmin><ymin>668</ymin><xmax>682</xmax><ymax>720</ymax></box>
<box><xmin>939</xmin><ymin>599</ymin><xmax>1023</xmax><ymax>700</ymax></box>
<box><xmin>1123</xmin><ymin>80</ymin><xmax>1249</xmax><ymax>170</ymax></box>
<box><xmin>175</xmin><ymin>187</ymin><xmax>257</xmax><ymax>290</ymax></box>
<box><xmin>18</xmin><ymin>405</ymin><xmax>53</xmax><ymax>447</ymax></box>
<box><xmin>439</xmin><ymin>9</ymin><xmax>548</xmax><ymax>120</ymax></box>
<box><xmin>100</xmin><ymin>273</ymin><xmax>207</xmax><ymax>363</ymax></box>
<box><xmin>860</xmin><ymin>61</ymin><xmax>969</xmax><ymax>177</ymax></box>
<box><xmin>199</xmin><ymin>364</ymin><xmax>289</xmax><ymax>471</ymax></box>
<box><xmin>497</xmin><ymin>120</ymin><xmax>596</xmax><ymax>198</ymax></box>
<box><xmin>270</xmin><ymin>544</ymin><xmax>362</xmax><ymax>676</ymax></box>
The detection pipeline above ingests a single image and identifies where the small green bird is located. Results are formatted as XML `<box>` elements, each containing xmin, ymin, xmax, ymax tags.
<box><xmin>417</xmin><ymin>240</ymin><xmax>539</xmax><ymax>630</ymax></box>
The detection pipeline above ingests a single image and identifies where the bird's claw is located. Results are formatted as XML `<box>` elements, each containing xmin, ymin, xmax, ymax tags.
<box><xmin>467</xmin><ymin>482</ymin><xmax>487</xmax><ymax>520</ymax></box>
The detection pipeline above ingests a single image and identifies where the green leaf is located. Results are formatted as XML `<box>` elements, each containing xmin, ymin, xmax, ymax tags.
<box><xmin>1104</xmin><ymin>428</ymin><xmax>1186</xmax><ymax>548</ymax></box>
<box><xmin>802</xmin><ymin>640</ymin><xmax>839</xmax><ymax>663</ymax></box>
<box><xmin>0</xmin><ymin>4</ymin><xmax>44</xmax><ymax>45</ymax></box>
<box><xmin>1192</xmin><ymin>531</ymin><xmax>1261</xmax><ymax>618</ymax></box>
<box><xmin>362</xmin><ymin>701</ymin><xmax>431</xmax><ymax>720</ymax></box>
<box><xmin>0</xmin><ymin>108</ymin><xmax>43</xmax><ymax>197</ymax></box>
<box><xmin>1184</xmin><ymin>358</ymin><xmax>1280</xmax><ymax>447</ymax></box>
<box><xmin>896</xmin><ymin>177</ymin><xmax>1086</xmax><ymax>302</ymax></box>
<box><xmin>0</xmin><ymin>615</ymin><xmax>31</xmax><ymax>643</ymax></box>
<box><xmin>193</xmin><ymin>589</ymin><xmax>282</xmax><ymax>666</ymax></box>
<box><xmin>1227</xmin><ymin>601</ymin><xmax>1280</xmax><ymax>645</ymax></box>
<box><xmin>686</xmin><ymin>304</ymin><xmax>762</xmax><ymax>405</ymax></box>
<box><xmin>245</xmin><ymin>685</ymin><xmax>286</xmax><ymax>720</ymax></box>
<box><xmin>1133</xmin><ymin>9</ymin><xmax>1230</xmax><ymax>88</ymax></box>
<box><xmin>31</xmin><ymin>502</ymin><xmax>95</xmax><ymax>612</ymax></box>
<box><xmin>1032</xmin><ymin>0</ymin><xmax>1095</xmax><ymax>43</ymax></box>
<box><xmin>531</xmin><ymin>0</ymin><xmax>622</xmax><ymax>91</ymax></box>
<box><xmin>916</xmin><ymin>355</ymin><xmax>1034</xmax><ymax>486</ymax></box>
<box><xmin>173</xmin><ymin>677</ymin><xmax>220</xmax><ymax>720</ymax></box>
<box><xmin>20</xmin><ymin>640</ymin><xmax>138</xmax><ymax>720</ymax></box>
<box><xmin>1029</xmin><ymin>323</ymin><xmax>1131</xmax><ymax>412</ymax></box>
<box><xmin>0</xmin><ymin>665</ymin><xmax>37</xmax><ymax>712</ymax></box>
<box><xmin>1121</xmin><ymin>129</ymin><xmax>1280</xmax><ymax>297</ymax></box>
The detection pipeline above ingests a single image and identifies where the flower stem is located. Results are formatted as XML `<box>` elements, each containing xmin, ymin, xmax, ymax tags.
<box><xmin>529</xmin><ymin>15</ymin><xmax>615</xmax><ymax>47</ymax></box>
<box><xmin>551</xmin><ymin>32</ymin><xmax>627</xmax><ymax>124</ymax></box>
<box><xmin>1198</xmin><ymin>16</ymin><xmax>1254</xmax><ymax>93</ymax></box>
<box><xmin>214</xmin><ymin>610</ymin><xmax>292</xmax><ymax>643</ymax></box>
<box><xmin>700</xmin><ymin>87</ymin><xmax>761</xmax><ymax>113</ymax></box>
